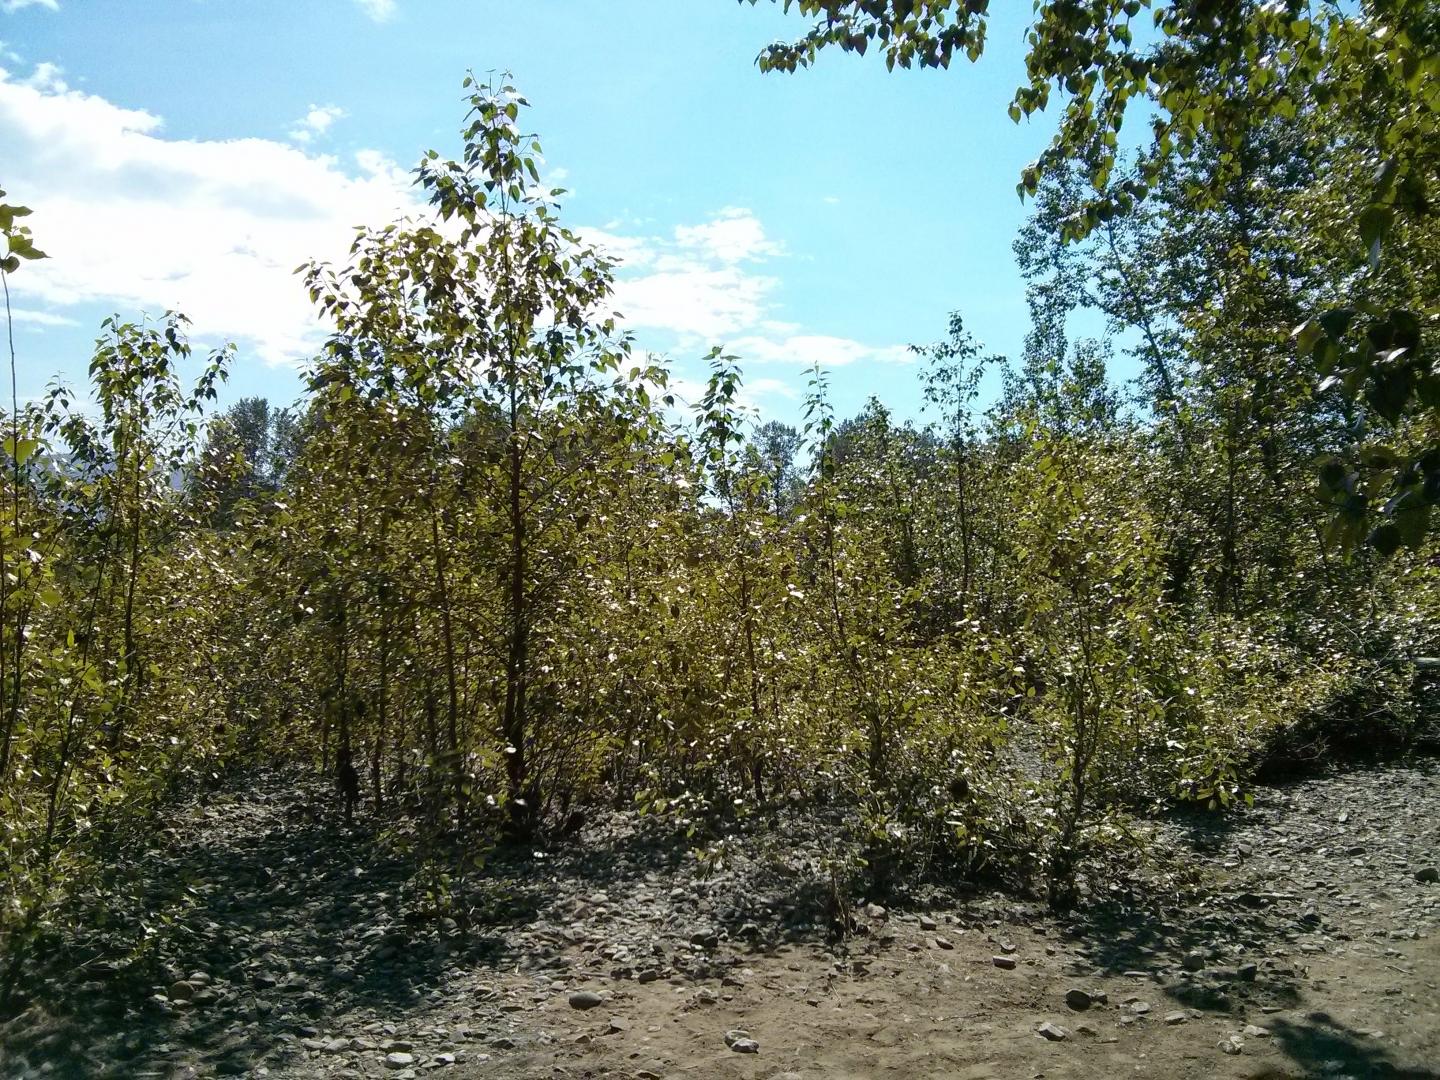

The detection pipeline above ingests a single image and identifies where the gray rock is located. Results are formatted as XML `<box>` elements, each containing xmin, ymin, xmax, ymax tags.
<box><xmin>1237</xmin><ymin>962</ymin><xmax>1258</xmax><ymax>982</ymax></box>
<box><xmin>730</xmin><ymin>1038</ymin><xmax>760</xmax><ymax>1053</ymax></box>
<box><xmin>1065</xmin><ymin>989</ymin><xmax>1092</xmax><ymax>1010</ymax></box>
<box><xmin>919</xmin><ymin>916</ymin><xmax>937</xmax><ymax>931</ymax></box>
<box><xmin>992</xmin><ymin>956</ymin><xmax>1017</xmax><ymax>970</ymax></box>
<box><xmin>1416</xmin><ymin>867</ymin><xmax>1439</xmax><ymax>884</ymax></box>
<box><xmin>384</xmin><ymin>1052</ymin><xmax>415</xmax><ymax>1069</ymax></box>
<box><xmin>568</xmin><ymin>990</ymin><xmax>603</xmax><ymax>1010</ymax></box>
<box><xmin>1037</xmin><ymin>1022</ymin><xmax>1069</xmax><ymax>1041</ymax></box>
<box><xmin>934</xmin><ymin>937</ymin><xmax>954</xmax><ymax>950</ymax></box>
<box><xmin>723</xmin><ymin>1029</ymin><xmax>751</xmax><ymax>1048</ymax></box>
<box><xmin>1164</xmin><ymin>1011</ymin><xmax>1188</xmax><ymax>1025</ymax></box>
<box><xmin>1182</xmin><ymin>951</ymin><xmax>1206</xmax><ymax>972</ymax></box>
<box><xmin>168</xmin><ymin>981</ymin><xmax>195</xmax><ymax>1002</ymax></box>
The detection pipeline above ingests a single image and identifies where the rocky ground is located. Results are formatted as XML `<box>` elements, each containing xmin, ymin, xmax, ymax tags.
<box><xmin>2</xmin><ymin>757</ymin><xmax>1438</xmax><ymax>1080</ymax></box>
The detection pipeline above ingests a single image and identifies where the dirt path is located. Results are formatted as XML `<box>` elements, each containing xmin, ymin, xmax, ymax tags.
<box><xmin>2</xmin><ymin>760</ymin><xmax>1437</xmax><ymax>1079</ymax></box>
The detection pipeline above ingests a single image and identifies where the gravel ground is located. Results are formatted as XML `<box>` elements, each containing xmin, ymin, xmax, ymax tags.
<box><xmin>2</xmin><ymin>757</ymin><xmax>1437</xmax><ymax>1079</ymax></box>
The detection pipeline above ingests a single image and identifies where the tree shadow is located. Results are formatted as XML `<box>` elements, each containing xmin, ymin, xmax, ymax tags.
<box><xmin>0</xmin><ymin>770</ymin><xmax>522</xmax><ymax>1078</ymax></box>
<box><xmin>1266</xmin><ymin>1012</ymin><xmax>1440</xmax><ymax>1080</ymax></box>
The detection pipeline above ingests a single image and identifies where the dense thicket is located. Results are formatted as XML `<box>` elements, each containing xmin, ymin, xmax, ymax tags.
<box><xmin>1</xmin><ymin>3</ymin><xmax>1436</xmax><ymax>994</ymax></box>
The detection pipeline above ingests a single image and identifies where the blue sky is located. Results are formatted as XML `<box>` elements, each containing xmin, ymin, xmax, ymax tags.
<box><xmin>0</xmin><ymin>0</ymin><xmax>1088</xmax><ymax>427</ymax></box>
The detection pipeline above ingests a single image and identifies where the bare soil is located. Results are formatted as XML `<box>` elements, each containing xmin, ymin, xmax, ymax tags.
<box><xmin>3</xmin><ymin>759</ymin><xmax>1437</xmax><ymax>1080</ymax></box>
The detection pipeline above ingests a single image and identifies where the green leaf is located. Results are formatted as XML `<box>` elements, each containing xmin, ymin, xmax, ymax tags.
<box><xmin>1367</xmin><ymin>522</ymin><xmax>1401</xmax><ymax>557</ymax></box>
<box><xmin>1394</xmin><ymin>501</ymin><xmax>1431</xmax><ymax>549</ymax></box>
<box><xmin>1293</xmin><ymin>318</ymin><xmax>1323</xmax><ymax>356</ymax></box>
<box><xmin>1</xmin><ymin>435</ymin><xmax>39</xmax><ymax>466</ymax></box>
<box><xmin>1358</xmin><ymin>204</ymin><xmax>1392</xmax><ymax>271</ymax></box>
<box><xmin>1365</xmin><ymin>368</ymin><xmax>1413</xmax><ymax>424</ymax></box>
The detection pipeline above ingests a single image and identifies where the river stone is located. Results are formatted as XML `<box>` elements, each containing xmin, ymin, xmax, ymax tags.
<box><xmin>168</xmin><ymin>981</ymin><xmax>195</xmax><ymax>1002</ymax></box>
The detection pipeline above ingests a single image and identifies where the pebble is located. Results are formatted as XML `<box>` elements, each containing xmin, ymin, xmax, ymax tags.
<box><xmin>724</xmin><ymin>1028</ymin><xmax>759</xmax><ymax>1053</ymax></box>
<box><xmin>568</xmin><ymin>990</ymin><xmax>603</xmax><ymax>1010</ymax></box>
<box><xmin>919</xmin><ymin>916</ymin><xmax>937</xmax><ymax>931</ymax></box>
<box><xmin>1219</xmin><ymin>1035</ymin><xmax>1245</xmax><ymax>1055</ymax></box>
<box><xmin>1037</xmin><ymin>1022</ymin><xmax>1068</xmax><ymax>1041</ymax></box>
<box><xmin>168</xmin><ymin>981</ymin><xmax>195</xmax><ymax>1002</ymax></box>
<box><xmin>992</xmin><ymin>956</ymin><xmax>1017</xmax><ymax>970</ymax></box>
<box><xmin>934</xmin><ymin>937</ymin><xmax>954</xmax><ymax>950</ymax></box>
<box><xmin>1164</xmin><ymin>1011</ymin><xmax>1187</xmax><ymax>1025</ymax></box>
<box><xmin>384</xmin><ymin>1051</ymin><xmax>415</xmax><ymax>1068</ymax></box>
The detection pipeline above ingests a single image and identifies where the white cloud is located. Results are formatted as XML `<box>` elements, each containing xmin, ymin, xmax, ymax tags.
<box><xmin>614</xmin><ymin>265</ymin><xmax>778</xmax><ymax>340</ymax></box>
<box><xmin>1</xmin><ymin>0</ymin><xmax>59</xmax><ymax>13</ymax></box>
<box><xmin>353</xmin><ymin>0</ymin><xmax>395</xmax><ymax>22</ymax></box>
<box><xmin>288</xmin><ymin>103</ymin><xmax>345</xmax><ymax>144</ymax></box>
<box><xmin>727</xmin><ymin>333</ymin><xmax>912</xmax><ymax>368</ymax></box>
<box><xmin>585</xmin><ymin>213</ymin><xmax>903</xmax><ymax>374</ymax></box>
<box><xmin>21</xmin><ymin>59</ymin><xmax>62</xmax><ymax>90</ymax></box>
<box><xmin>583</xmin><ymin>212</ymin><xmax>784</xmax><ymax>340</ymax></box>
<box><xmin>0</xmin><ymin>63</ymin><xmax>420</xmax><ymax>366</ymax></box>
<box><xmin>0</xmin><ymin>61</ymin><xmax>903</xmax><ymax>387</ymax></box>
<box><xmin>7</xmin><ymin>307</ymin><xmax>78</xmax><ymax>327</ymax></box>
<box><xmin>674</xmin><ymin>207</ymin><xmax>783</xmax><ymax>263</ymax></box>
<box><xmin>746</xmin><ymin>376</ymin><xmax>798</xmax><ymax>400</ymax></box>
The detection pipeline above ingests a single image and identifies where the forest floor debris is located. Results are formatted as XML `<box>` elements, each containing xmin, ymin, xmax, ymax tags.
<box><xmin>2</xmin><ymin>758</ymin><xmax>1438</xmax><ymax>1079</ymax></box>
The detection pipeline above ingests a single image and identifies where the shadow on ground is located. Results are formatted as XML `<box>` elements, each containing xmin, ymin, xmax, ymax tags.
<box><xmin>1</xmin><ymin>772</ymin><xmax>518</xmax><ymax>1078</ymax></box>
<box><xmin>1266</xmin><ymin>1012</ymin><xmax>1440</xmax><ymax>1080</ymax></box>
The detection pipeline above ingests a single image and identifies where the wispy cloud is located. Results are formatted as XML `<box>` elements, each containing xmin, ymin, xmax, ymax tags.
<box><xmin>8</xmin><ymin>307</ymin><xmax>79</xmax><ymax>327</ymax></box>
<box><xmin>583</xmin><ymin>211</ymin><xmax>905</xmax><ymax>381</ymax></box>
<box><xmin>1</xmin><ymin>0</ymin><xmax>59</xmax><ymax>13</ymax></box>
<box><xmin>353</xmin><ymin>0</ymin><xmax>396</xmax><ymax>23</ymax></box>
<box><xmin>674</xmin><ymin>207</ymin><xmax>784</xmax><ymax>263</ymax></box>
<box><xmin>288</xmin><ymin>103</ymin><xmax>345</xmax><ymax>144</ymax></box>
<box><xmin>728</xmin><ymin>333</ymin><xmax>911</xmax><ymax>367</ymax></box>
